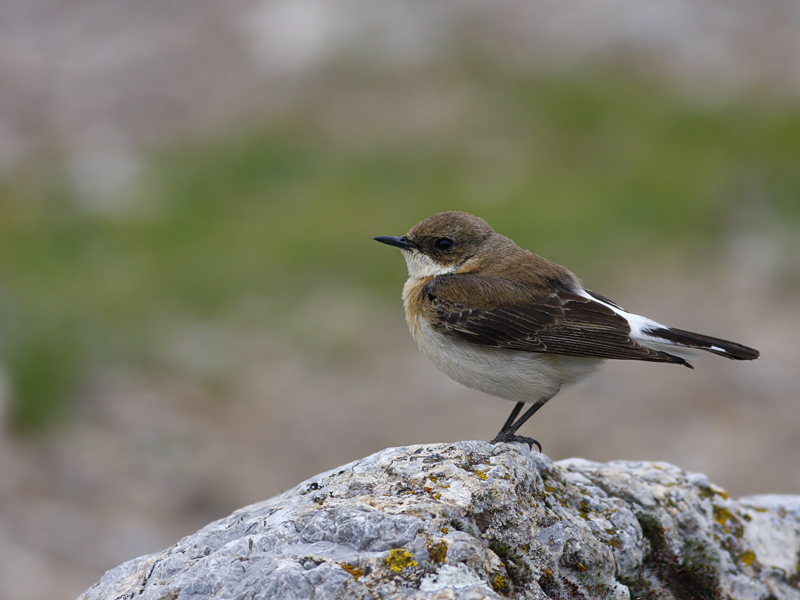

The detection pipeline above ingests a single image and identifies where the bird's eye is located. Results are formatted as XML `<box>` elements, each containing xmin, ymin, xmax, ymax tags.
<box><xmin>435</xmin><ymin>238</ymin><xmax>454</xmax><ymax>250</ymax></box>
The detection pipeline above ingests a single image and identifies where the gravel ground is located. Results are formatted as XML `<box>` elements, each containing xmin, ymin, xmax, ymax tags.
<box><xmin>2</xmin><ymin>0</ymin><xmax>800</xmax><ymax>173</ymax></box>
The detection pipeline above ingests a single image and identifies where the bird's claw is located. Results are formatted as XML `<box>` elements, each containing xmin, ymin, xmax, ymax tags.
<box><xmin>489</xmin><ymin>432</ymin><xmax>542</xmax><ymax>452</ymax></box>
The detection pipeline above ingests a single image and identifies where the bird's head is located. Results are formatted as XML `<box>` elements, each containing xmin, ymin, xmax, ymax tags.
<box><xmin>374</xmin><ymin>211</ymin><xmax>495</xmax><ymax>279</ymax></box>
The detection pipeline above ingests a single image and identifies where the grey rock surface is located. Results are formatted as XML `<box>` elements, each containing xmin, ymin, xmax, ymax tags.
<box><xmin>79</xmin><ymin>442</ymin><xmax>800</xmax><ymax>600</ymax></box>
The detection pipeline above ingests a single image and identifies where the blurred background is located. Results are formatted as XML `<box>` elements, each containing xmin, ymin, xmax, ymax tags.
<box><xmin>1</xmin><ymin>0</ymin><xmax>800</xmax><ymax>598</ymax></box>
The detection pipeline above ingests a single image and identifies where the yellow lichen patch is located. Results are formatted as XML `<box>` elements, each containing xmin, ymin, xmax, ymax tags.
<box><xmin>340</xmin><ymin>563</ymin><xmax>364</xmax><ymax>579</ymax></box>
<box><xmin>423</xmin><ymin>486</ymin><xmax>443</xmax><ymax>499</ymax></box>
<box><xmin>713</xmin><ymin>506</ymin><xmax>736</xmax><ymax>532</ymax></box>
<box><xmin>386</xmin><ymin>549</ymin><xmax>417</xmax><ymax>572</ymax></box>
<box><xmin>427</xmin><ymin>540</ymin><xmax>448</xmax><ymax>564</ymax></box>
<box><xmin>700</xmin><ymin>486</ymin><xmax>730</xmax><ymax>501</ymax></box>
<box><xmin>439</xmin><ymin>526</ymin><xmax>449</xmax><ymax>534</ymax></box>
<box><xmin>604</xmin><ymin>534</ymin><xmax>623</xmax><ymax>549</ymax></box>
<box><xmin>491</xmin><ymin>573</ymin><xmax>508</xmax><ymax>593</ymax></box>
<box><xmin>739</xmin><ymin>550</ymin><xmax>757</xmax><ymax>566</ymax></box>
<box><xmin>475</xmin><ymin>470</ymin><xmax>488</xmax><ymax>481</ymax></box>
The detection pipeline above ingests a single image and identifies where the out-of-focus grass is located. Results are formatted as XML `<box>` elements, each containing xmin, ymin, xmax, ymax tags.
<box><xmin>1</xmin><ymin>70</ymin><xmax>799</xmax><ymax>432</ymax></box>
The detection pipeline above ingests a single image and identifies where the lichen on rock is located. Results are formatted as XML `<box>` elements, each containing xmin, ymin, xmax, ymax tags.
<box><xmin>78</xmin><ymin>442</ymin><xmax>800</xmax><ymax>600</ymax></box>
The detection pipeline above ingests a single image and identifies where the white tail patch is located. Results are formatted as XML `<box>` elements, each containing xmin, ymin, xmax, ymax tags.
<box><xmin>577</xmin><ymin>289</ymin><xmax>700</xmax><ymax>360</ymax></box>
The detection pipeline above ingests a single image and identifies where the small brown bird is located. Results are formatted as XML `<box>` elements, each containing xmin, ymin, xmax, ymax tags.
<box><xmin>375</xmin><ymin>211</ymin><xmax>760</xmax><ymax>450</ymax></box>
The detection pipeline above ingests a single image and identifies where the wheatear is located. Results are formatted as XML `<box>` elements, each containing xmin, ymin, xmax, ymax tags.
<box><xmin>375</xmin><ymin>211</ymin><xmax>759</xmax><ymax>450</ymax></box>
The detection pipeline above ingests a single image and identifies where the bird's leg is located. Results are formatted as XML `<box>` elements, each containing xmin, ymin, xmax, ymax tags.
<box><xmin>490</xmin><ymin>388</ymin><xmax>560</xmax><ymax>451</ymax></box>
<box><xmin>499</xmin><ymin>402</ymin><xmax>524</xmax><ymax>432</ymax></box>
<box><xmin>491</xmin><ymin>403</ymin><xmax>543</xmax><ymax>451</ymax></box>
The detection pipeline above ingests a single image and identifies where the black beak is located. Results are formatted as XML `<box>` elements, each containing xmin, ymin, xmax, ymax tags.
<box><xmin>373</xmin><ymin>236</ymin><xmax>415</xmax><ymax>250</ymax></box>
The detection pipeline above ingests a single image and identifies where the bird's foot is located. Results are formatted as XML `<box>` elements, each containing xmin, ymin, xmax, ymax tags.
<box><xmin>489</xmin><ymin>431</ymin><xmax>542</xmax><ymax>452</ymax></box>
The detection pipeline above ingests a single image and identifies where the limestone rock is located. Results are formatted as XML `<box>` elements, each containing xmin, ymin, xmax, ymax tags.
<box><xmin>78</xmin><ymin>442</ymin><xmax>800</xmax><ymax>599</ymax></box>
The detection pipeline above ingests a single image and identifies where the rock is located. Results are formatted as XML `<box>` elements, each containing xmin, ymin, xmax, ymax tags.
<box><xmin>78</xmin><ymin>442</ymin><xmax>800</xmax><ymax>600</ymax></box>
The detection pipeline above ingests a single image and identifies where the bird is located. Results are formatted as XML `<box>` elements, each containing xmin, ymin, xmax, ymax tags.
<box><xmin>374</xmin><ymin>211</ymin><xmax>760</xmax><ymax>450</ymax></box>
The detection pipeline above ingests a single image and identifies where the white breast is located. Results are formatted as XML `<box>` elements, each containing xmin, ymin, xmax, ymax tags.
<box><xmin>407</xmin><ymin>316</ymin><xmax>602</xmax><ymax>404</ymax></box>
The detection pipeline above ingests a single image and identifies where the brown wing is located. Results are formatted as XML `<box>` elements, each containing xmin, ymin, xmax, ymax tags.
<box><xmin>423</xmin><ymin>274</ymin><xmax>691</xmax><ymax>366</ymax></box>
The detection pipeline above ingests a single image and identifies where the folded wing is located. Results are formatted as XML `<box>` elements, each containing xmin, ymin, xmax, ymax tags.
<box><xmin>423</xmin><ymin>274</ymin><xmax>693</xmax><ymax>367</ymax></box>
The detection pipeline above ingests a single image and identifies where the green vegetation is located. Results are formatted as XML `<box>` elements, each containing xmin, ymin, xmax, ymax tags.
<box><xmin>1</xmin><ymin>69</ymin><xmax>800</xmax><ymax>432</ymax></box>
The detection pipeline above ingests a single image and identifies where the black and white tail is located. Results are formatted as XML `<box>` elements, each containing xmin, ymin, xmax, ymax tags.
<box><xmin>581</xmin><ymin>289</ymin><xmax>760</xmax><ymax>366</ymax></box>
<box><xmin>641</xmin><ymin>326</ymin><xmax>760</xmax><ymax>361</ymax></box>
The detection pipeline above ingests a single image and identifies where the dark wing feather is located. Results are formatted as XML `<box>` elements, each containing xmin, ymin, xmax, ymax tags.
<box><xmin>424</xmin><ymin>275</ymin><xmax>691</xmax><ymax>367</ymax></box>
